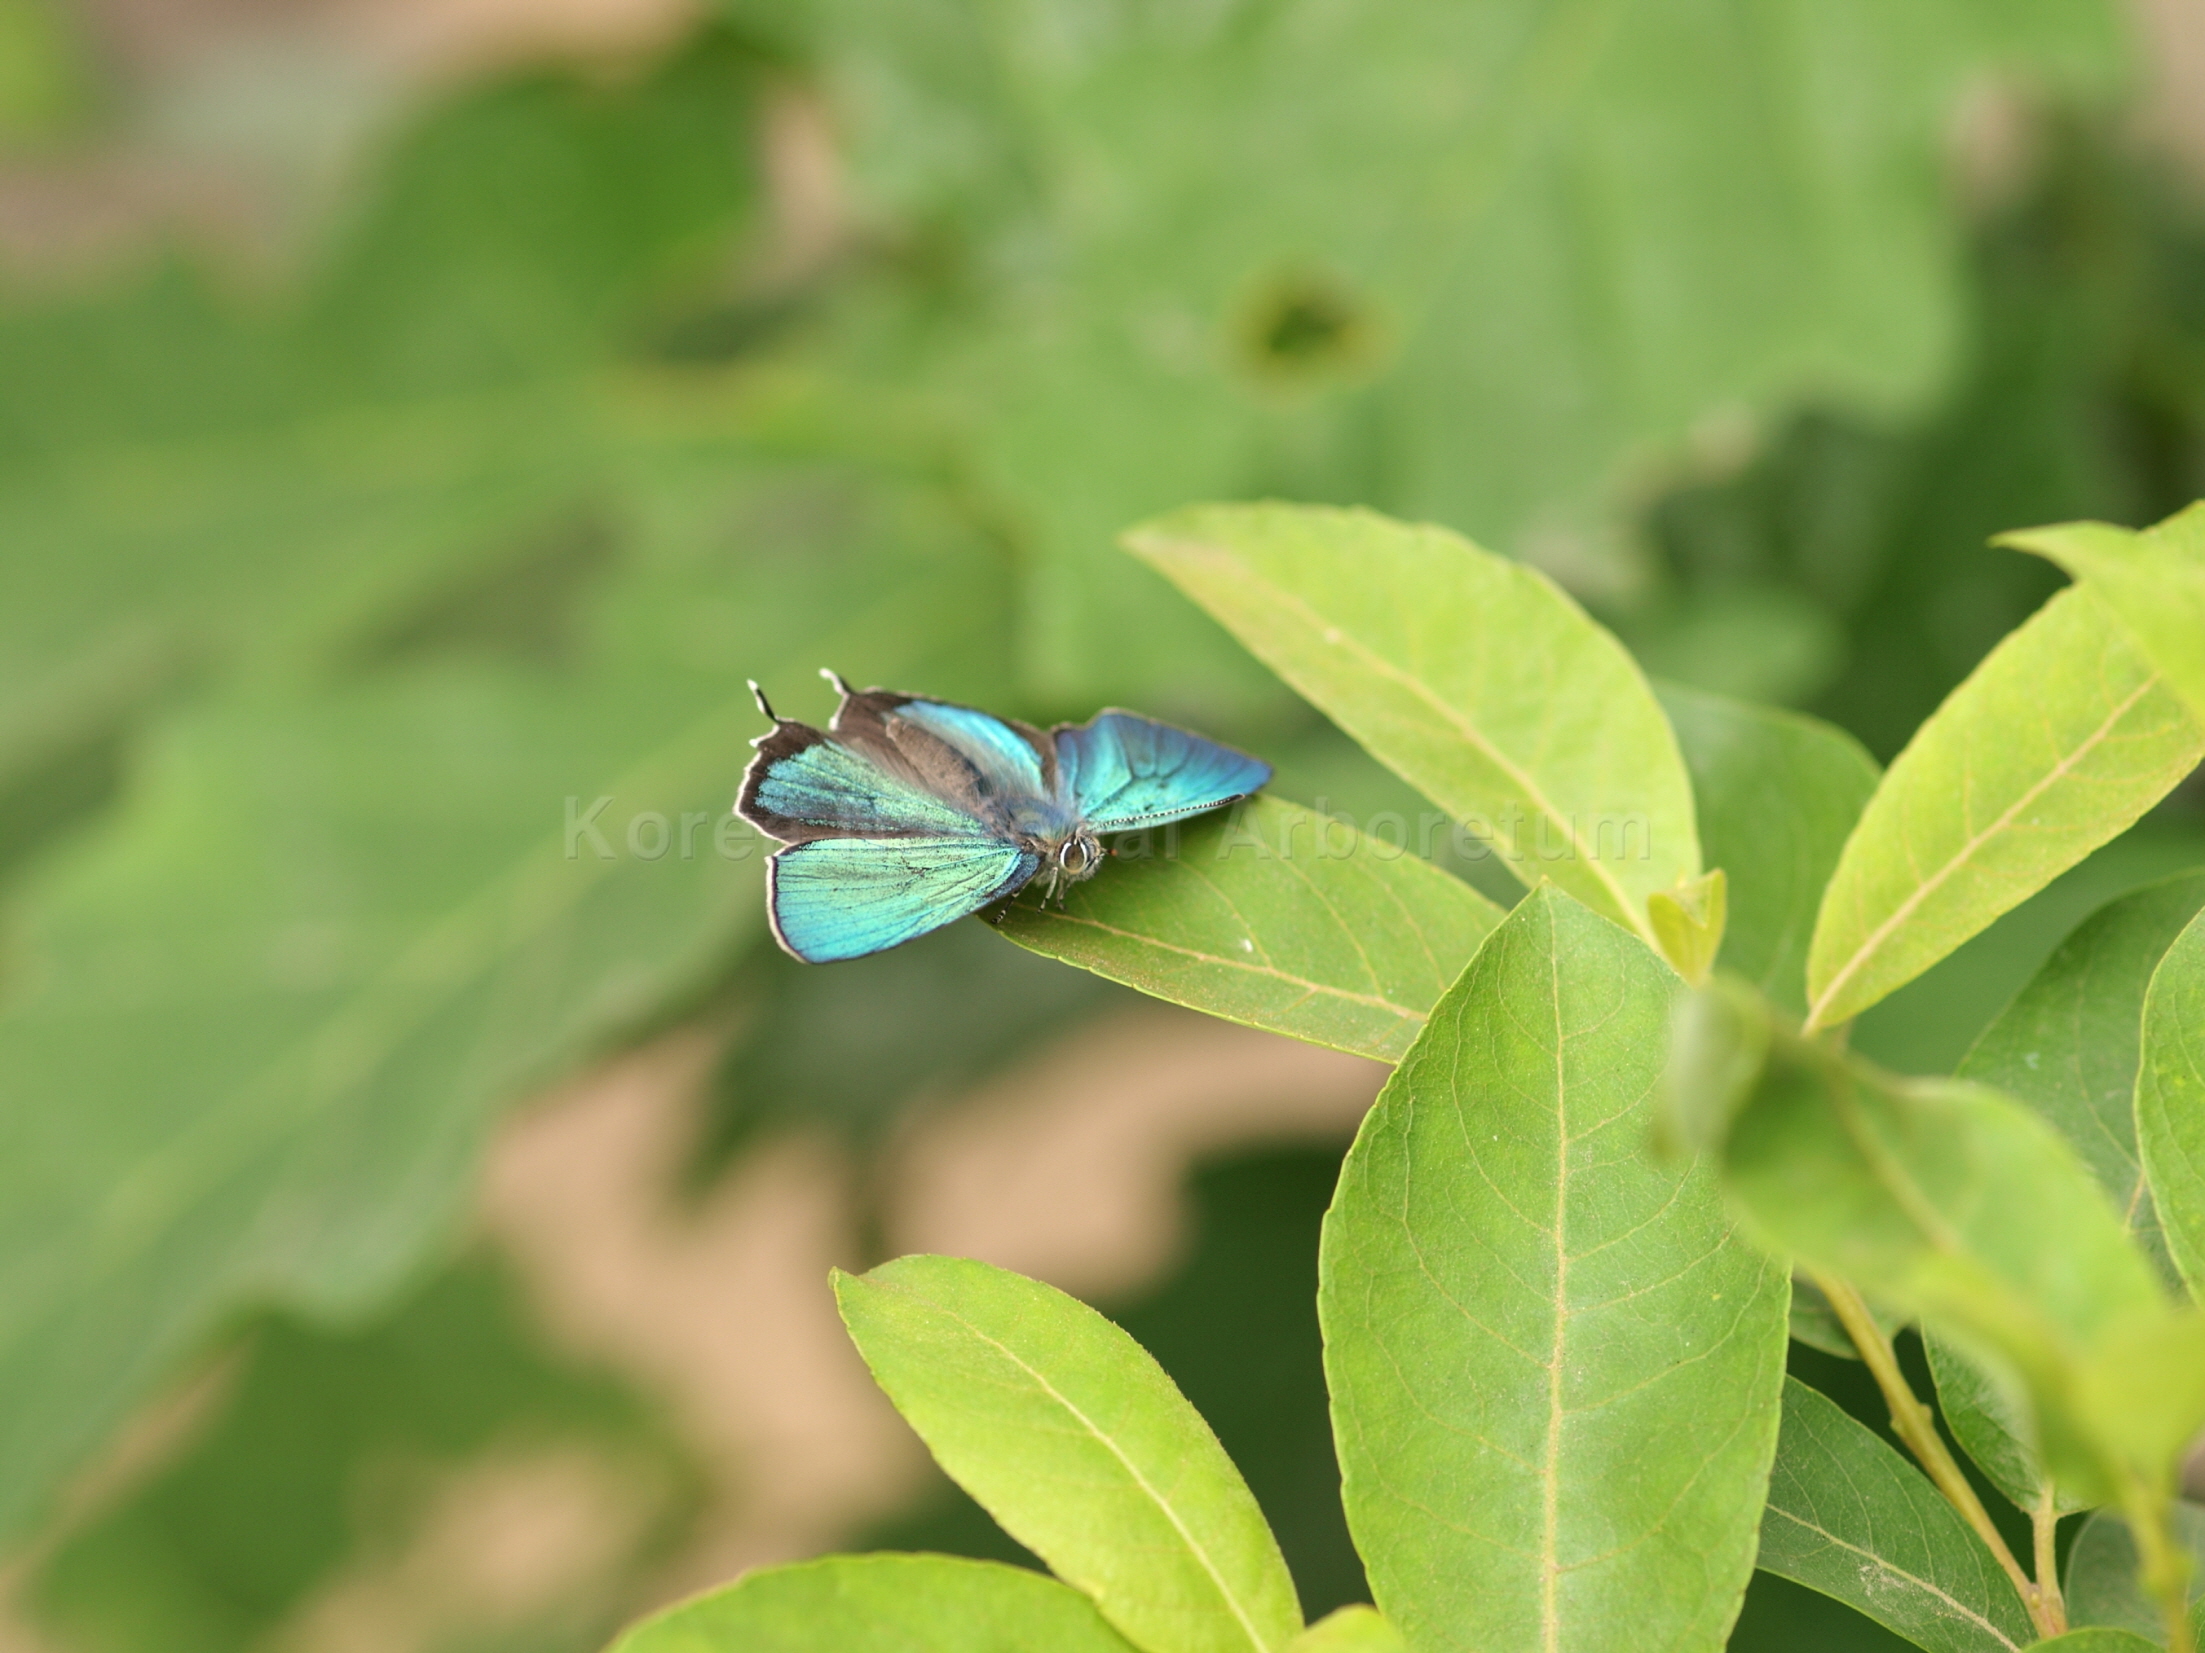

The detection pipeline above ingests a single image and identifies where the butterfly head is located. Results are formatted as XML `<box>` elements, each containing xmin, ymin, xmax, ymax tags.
<box><xmin>1031</xmin><ymin>826</ymin><xmax>1103</xmax><ymax>907</ymax></box>
<box><xmin>1056</xmin><ymin>830</ymin><xmax>1102</xmax><ymax>880</ymax></box>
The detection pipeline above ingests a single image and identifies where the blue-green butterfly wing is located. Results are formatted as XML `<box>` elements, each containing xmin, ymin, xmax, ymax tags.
<box><xmin>740</xmin><ymin>679</ymin><xmax>1053</xmax><ymax>962</ymax></box>
<box><xmin>742</xmin><ymin>729</ymin><xmax>988</xmax><ymax>843</ymax></box>
<box><xmin>891</xmin><ymin>700</ymin><xmax>1049</xmax><ymax>799</ymax></box>
<box><xmin>1054</xmin><ymin>711</ymin><xmax>1271</xmax><ymax>833</ymax></box>
<box><xmin>768</xmin><ymin>836</ymin><xmax>1040</xmax><ymax>963</ymax></box>
<box><xmin>738</xmin><ymin>680</ymin><xmax>1265</xmax><ymax>963</ymax></box>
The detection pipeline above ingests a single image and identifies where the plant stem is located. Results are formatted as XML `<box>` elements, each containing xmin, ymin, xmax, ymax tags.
<box><xmin>1807</xmin><ymin>1267</ymin><xmax>2055</xmax><ymax>1636</ymax></box>
<box><xmin>2031</xmin><ymin>1481</ymin><xmax>2066</xmax><ymax>1637</ymax></box>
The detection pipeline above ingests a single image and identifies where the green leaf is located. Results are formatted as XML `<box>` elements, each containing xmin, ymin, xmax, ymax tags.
<box><xmin>1284</xmin><ymin>1607</ymin><xmax>1404</xmax><ymax>1653</ymax></box>
<box><xmin>992</xmin><ymin>796</ymin><xmax>1501</xmax><ymax>1062</ymax></box>
<box><xmin>1320</xmin><ymin>886</ymin><xmax>1789</xmax><ymax>1653</ymax></box>
<box><xmin>2063</xmin><ymin>1505</ymin><xmax>2205</xmax><ymax>1652</ymax></box>
<box><xmin>1928</xmin><ymin>875</ymin><xmax>2205</xmax><ymax>1512</ymax></box>
<box><xmin>2025</xmin><ymin>1632</ymin><xmax>2170</xmax><ymax>1651</ymax></box>
<box><xmin>1927</xmin><ymin>1332</ymin><xmax>2081</xmax><ymax>1519</ymax></box>
<box><xmin>1126</xmin><ymin>504</ymin><xmax>1699</xmax><ymax>947</ymax></box>
<box><xmin>1961</xmin><ymin>872</ymin><xmax>2205</xmax><ymax>1284</ymax></box>
<box><xmin>1648</xmin><ymin>868</ymin><xmax>1728</xmax><ymax>989</ymax></box>
<box><xmin>1658</xmin><ymin>684</ymin><xmax>1881</xmax><ymax>1016</ymax></box>
<box><xmin>1757</xmin><ymin>1376</ymin><xmax>2036</xmax><ymax>1653</ymax></box>
<box><xmin>812</xmin><ymin>0</ymin><xmax>2123</xmax><ymax>705</ymax></box>
<box><xmin>609</xmin><ymin>1552</ymin><xmax>1143</xmax><ymax>1653</ymax></box>
<box><xmin>2076</xmin><ymin>1306</ymin><xmax>2205</xmax><ymax>1480</ymax></box>
<box><xmin>1784</xmin><ymin>1283</ymin><xmax>1854</xmax><ymax>1359</ymax></box>
<box><xmin>835</xmin><ymin>1255</ymin><xmax>1302</xmax><ymax>1653</ymax></box>
<box><xmin>2000</xmin><ymin>504</ymin><xmax>2205</xmax><ymax>727</ymax></box>
<box><xmin>2139</xmin><ymin>907</ymin><xmax>2205</xmax><ymax>1301</ymax></box>
<box><xmin>1804</xmin><ymin>583</ymin><xmax>2205</xmax><ymax>1029</ymax></box>
<box><xmin>0</xmin><ymin>460</ymin><xmax>1013</xmax><ymax>1541</ymax></box>
<box><xmin>1669</xmin><ymin>979</ymin><xmax>2167</xmax><ymax>1499</ymax></box>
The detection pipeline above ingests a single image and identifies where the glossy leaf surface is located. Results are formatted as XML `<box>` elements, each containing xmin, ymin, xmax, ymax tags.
<box><xmin>1659</xmin><ymin>685</ymin><xmax>1880</xmax><ymax>1016</ymax></box>
<box><xmin>1321</xmin><ymin>888</ymin><xmax>1788</xmax><ymax>1652</ymax></box>
<box><xmin>611</xmin><ymin>1553</ymin><xmax>1141</xmax><ymax>1653</ymax></box>
<box><xmin>996</xmin><ymin>796</ymin><xmax>1501</xmax><ymax>1062</ymax></box>
<box><xmin>1962</xmin><ymin>872</ymin><xmax>2205</xmax><ymax>1284</ymax></box>
<box><xmin>1936</xmin><ymin>875</ymin><xmax>2205</xmax><ymax>1510</ymax></box>
<box><xmin>1285</xmin><ymin>1607</ymin><xmax>1405</xmax><ymax>1653</ymax></box>
<box><xmin>1758</xmin><ymin>1377</ymin><xmax>2034</xmax><ymax>1653</ymax></box>
<box><xmin>1670</xmin><ymin>979</ymin><xmax>2165</xmax><ymax>1498</ymax></box>
<box><xmin>2001</xmin><ymin>504</ymin><xmax>2205</xmax><ymax>725</ymax></box>
<box><xmin>837</xmin><ymin>1256</ymin><xmax>1302</xmax><ymax>1653</ymax></box>
<box><xmin>1806</xmin><ymin>584</ymin><xmax>2204</xmax><ymax>1029</ymax></box>
<box><xmin>1128</xmin><ymin>504</ymin><xmax>1698</xmax><ymax>944</ymax></box>
<box><xmin>2062</xmin><ymin>1505</ymin><xmax>2205</xmax><ymax>1651</ymax></box>
<box><xmin>2138</xmin><ymin>907</ymin><xmax>2205</xmax><ymax>1299</ymax></box>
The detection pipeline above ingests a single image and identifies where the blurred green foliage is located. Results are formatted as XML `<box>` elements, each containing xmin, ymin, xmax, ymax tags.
<box><xmin>31</xmin><ymin>1255</ymin><xmax>690</xmax><ymax>1653</ymax></box>
<box><xmin>801</xmin><ymin>0</ymin><xmax>2122</xmax><ymax>702</ymax></box>
<box><xmin>693</xmin><ymin>915</ymin><xmax>1129</xmax><ymax>1183</ymax></box>
<box><xmin>1634</xmin><ymin>127</ymin><xmax>2205</xmax><ymax>758</ymax></box>
<box><xmin>0</xmin><ymin>1</ymin><xmax>2201</xmax><ymax>1648</ymax></box>
<box><xmin>0</xmin><ymin>0</ymin><xmax>95</xmax><ymax>148</ymax></box>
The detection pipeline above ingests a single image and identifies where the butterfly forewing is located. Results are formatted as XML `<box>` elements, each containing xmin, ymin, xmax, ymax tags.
<box><xmin>892</xmin><ymin>700</ymin><xmax>1053</xmax><ymax>800</ymax></box>
<box><xmin>1054</xmin><ymin>711</ymin><xmax>1272</xmax><ymax>833</ymax></box>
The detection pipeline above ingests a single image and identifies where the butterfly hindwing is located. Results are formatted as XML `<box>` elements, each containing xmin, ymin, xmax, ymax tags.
<box><xmin>1053</xmin><ymin>710</ymin><xmax>1272</xmax><ymax>833</ymax></box>
<box><xmin>767</xmin><ymin>835</ymin><xmax>1040</xmax><ymax>963</ymax></box>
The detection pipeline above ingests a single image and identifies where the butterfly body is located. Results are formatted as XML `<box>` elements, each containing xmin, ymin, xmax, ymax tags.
<box><xmin>737</xmin><ymin>673</ymin><xmax>1269</xmax><ymax>962</ymax></box>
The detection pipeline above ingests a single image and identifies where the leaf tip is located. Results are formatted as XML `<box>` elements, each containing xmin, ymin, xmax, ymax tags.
<box><xmin>1649</xmin><ymin>868</ymin><xmax>1728</xmax><ymax>986</ymax></box>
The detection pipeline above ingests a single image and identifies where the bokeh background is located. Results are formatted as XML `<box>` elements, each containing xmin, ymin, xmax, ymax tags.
<box><xmin>2</xmin><ymin>1</ymin><xmax>2204</xmax><ymax>1649</ymax></box>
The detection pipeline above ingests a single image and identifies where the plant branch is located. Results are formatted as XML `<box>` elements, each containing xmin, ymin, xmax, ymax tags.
<box><xmin>2031</xmin><ymin>1481</ymin><xmax>2066</xmax><ymax>1637</ymax></box>
<box><xmin>1806</xmin><ymin>1267</ymin><xmax>2055</xmax><ymax>1637</ymax></box>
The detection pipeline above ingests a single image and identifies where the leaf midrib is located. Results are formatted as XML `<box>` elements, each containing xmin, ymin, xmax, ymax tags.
<box><xmin>1144</xmin><ymin>532</ymin><xmax>1661</xmax><ymax>949</ymax></box>
<box><xmin>1761</xmin><ymin>1506</ymin><xmax>2024</xmax><ymax>1650</ymax></box>
<box><xmin>1008</xmin><ymin>910</ymin><xmax>1429</xmax><ymax>1023</ymax></box>
<box><xmin>1540</xmin><ymin>930</ymin><xmax>1569</xmax><ymax>1653</ymax></box>
<box><xmin>1806</xmin><ymin>670</ymin><xmax>2166</xmax><ymax>1030</ymax></box>
<box><xmin>929</xmin><ymin>1296</ymin><xmax>1282</xmax><ymax>1653</ymax></box>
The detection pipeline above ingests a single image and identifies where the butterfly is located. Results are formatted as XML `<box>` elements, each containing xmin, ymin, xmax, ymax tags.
<box><xmin>736</xmin><ymin>670</ymin><xmax>1272</xmax><ymax>963</ymax></box>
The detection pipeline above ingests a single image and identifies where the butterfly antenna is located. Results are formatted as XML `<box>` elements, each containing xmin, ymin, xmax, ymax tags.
<box><xmin>748</xmin><ymin>680</ymin><xmax>781</xmax><ymax>722</ymax></box>
<box><xmin>819</xmin><ymin>667</ymin><xmax>855</xmax><ymax>700</ymax></box>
